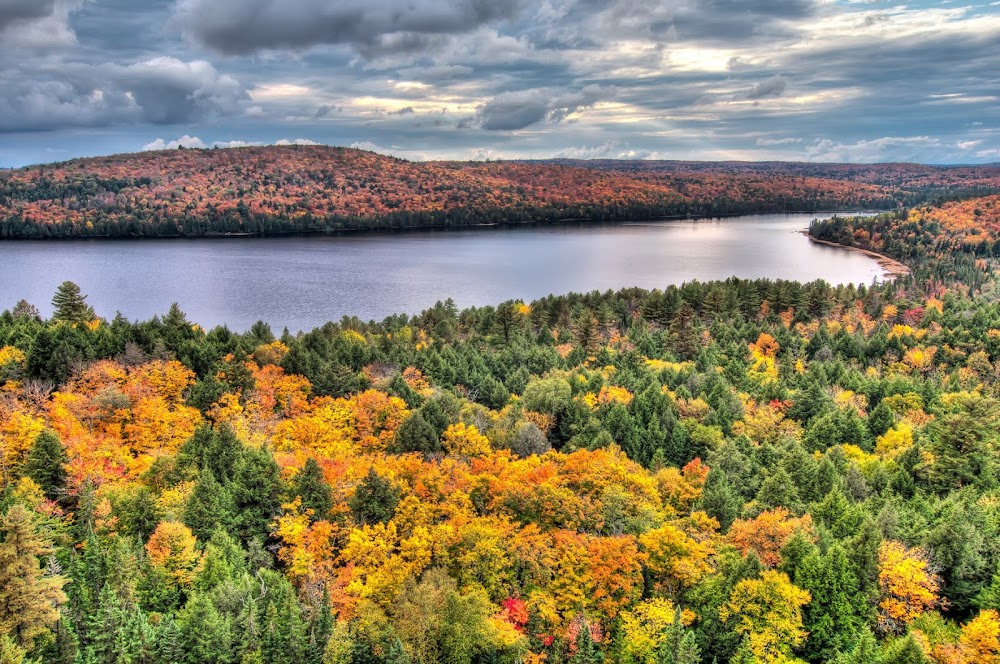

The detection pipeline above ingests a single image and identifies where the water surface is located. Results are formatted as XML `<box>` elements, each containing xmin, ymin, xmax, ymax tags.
<box><xmin>0</xmin><ymin>213</ymin><xmax>885</xmax><ymax>331</ymax></box>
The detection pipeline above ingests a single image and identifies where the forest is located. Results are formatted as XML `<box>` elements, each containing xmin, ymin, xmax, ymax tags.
<box><xmin>5</xmin><ymin>192</ymin><xmax>1000</xmax><ymax>663</ymax></box>
<box><xmin>2</xmin><ymin>146</ymin><xmax>999</xmax><ymax>238</ymax></box>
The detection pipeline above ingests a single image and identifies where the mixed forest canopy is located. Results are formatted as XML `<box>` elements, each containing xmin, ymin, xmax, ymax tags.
<box><xmin>6</xmin><ymin>191</ymin><xmax>1000</xmax><ymax>662</ymax></box>
<box><xmin>2</xmin><ymin>145</ymin><xmax>1000</xmax><ymax>238</ymax></box>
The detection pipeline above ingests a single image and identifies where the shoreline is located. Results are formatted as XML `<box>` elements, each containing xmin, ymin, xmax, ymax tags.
<box><xmin>802</xmin><ymin>232</ymin><xmax>911</xmax><ymax>280</ymax></box>
<box><xmin>0</xmin><ymin>208</ymin><xmax>881</xmax><ymax>243</ymax></box>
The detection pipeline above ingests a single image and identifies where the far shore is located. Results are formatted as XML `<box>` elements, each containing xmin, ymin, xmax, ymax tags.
<box><xmin>802</xmin><ymin>232</ymin><xmax>911</xmax><ymax>280</ymax></box>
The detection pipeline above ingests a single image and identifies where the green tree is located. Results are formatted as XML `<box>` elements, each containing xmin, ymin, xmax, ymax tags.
<box><xmin>392</xmin><ymin>412</ymin><xmax>440</xmax><ymax>454</ymax></box>
<box><xmin>292</xmin><ymin>458</ymin><xmax>333</xmax><ymax>521</ymax></box>
<box><xmin>50</xmin><ymin>281</ymin><xmax>94</xmax><ymax>324</ymax></box>
<box><xmin>349</xmin><ymin>468</ymin><xmax>401</xmax><ymax>526</ymax></box>
<box><xmin>22</xmin><ymin>431</ymin><xmax>67</xmax><ymax>503</ymax></box>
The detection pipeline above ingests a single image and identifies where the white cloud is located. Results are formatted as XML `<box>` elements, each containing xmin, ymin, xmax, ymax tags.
<box><xmin>142</xmin><ymin>135</ymin><xmax>207</xmax><ymax>151</ymax></box>
<box><xmin>142</xmin><ymin>136</ymin><xmax>319</xmax><ymax>151</ymax></box>
<box><xmin>807</xmin><ymin>136</ymin><xmax>942</xmax><ymax>163</ymax></box>
<box><xmin>274</xmin><ymin>138</ymin><xmax>319</xmax><ymax>146</ymax></box>
<box><xmin>756</xmin><ymin>137</ymin><xmax>802</xmax><ymax>146</ymax></box>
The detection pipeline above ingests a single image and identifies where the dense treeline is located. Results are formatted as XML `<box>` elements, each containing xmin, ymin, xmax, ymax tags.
<box><xmin>5</xmin><ymin>197</ymin><xmax>1000</xmax><ymax>662</ymax></box>
<box><xmin>7</xmin><ymin>146</ymin><xmax>998</xmax><ymax>238</ymax></box>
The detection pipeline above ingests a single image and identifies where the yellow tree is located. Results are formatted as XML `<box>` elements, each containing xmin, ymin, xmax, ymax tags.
<box><xmin>618</xmin><ymin>597</ymin><xmax>690</xmax><ymax>664</ymax></box>
<box><xmin>442</xmin><ymin>422</ymin><xmax>492</xmax><ymax>457</ymax></box>
<box><xmin>145</xmin><ymin>521</ymin><xmax>201</xmax><ymax>587</ymax></box>
<box><xmin>0</xmin><ymin>504</ymin><xmax>68</xmax><ymax>650</ymax></box>
<box><xmin>961</xmin><ymin>609</ymin><xmax>1000</xmax><ymax>663</ymax></box>
<box><xmin>639</xmin><ymin>521</ymin><xmax>713</xmax><ymax>597</ymax></box>
<box><xmin>719</xmin><ymin>570</ymin><xmax>811</xmax><ymax>663</ymax></box>
<box><xmin>877</xmin><ymin>540</ymin><xmax>941</xmax><ymax>634</ymax></box>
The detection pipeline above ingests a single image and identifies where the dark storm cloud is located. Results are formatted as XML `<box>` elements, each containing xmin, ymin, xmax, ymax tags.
<box><xmin>173</xmin><ymin>0</ymin><xmax>525</xmax><ymax>55</ymax></box>
<box><xmin>2</xmin><ymin>0</ymin><xmax>1000</xmax><ymax>166</ymax></box>
<box><xmin>0</xmin><ymin>0</ymin><xmax>56</xmax><ymax>29</ymax></box>
<box><xmin>474</xmin><ymin>85</ymin><xmax>611</xmax><ymax>131</ymax></box>
<box><xmin>0</xmin><ymin>58</ymin><xmax>248</xmax><ymax>131</ymax></box>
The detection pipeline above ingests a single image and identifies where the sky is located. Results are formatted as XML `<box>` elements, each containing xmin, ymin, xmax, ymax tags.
<box><xmin>1</xmin><ymin>0</ymin><xmax>999</xmax><ymax>167</ymax></box>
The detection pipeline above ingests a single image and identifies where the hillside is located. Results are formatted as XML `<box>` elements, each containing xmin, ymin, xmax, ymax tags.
<box><xmin>6</xmin><ymin>194</ymin><xmax>1000</xmax><ymax>662</ymax></box>
<box><xmin>5</xmin><ymin>145</ymin><xmax>991</xmax><ymax>238</ymax></box>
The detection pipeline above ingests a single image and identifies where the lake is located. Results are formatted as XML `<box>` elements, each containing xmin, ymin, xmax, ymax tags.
<box><xmin>0</xmin><ymin>213</ymin><xmax>886</xmax><ymax>331</ymax></box>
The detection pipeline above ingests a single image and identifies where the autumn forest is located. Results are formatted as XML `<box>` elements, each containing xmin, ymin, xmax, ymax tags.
<box><xmin>5</xmin><ymin>153</ymin><xmax>1000</xmax><ymax>664</ymax></box>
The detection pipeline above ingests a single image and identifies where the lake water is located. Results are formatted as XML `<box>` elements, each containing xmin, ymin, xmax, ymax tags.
<box><xmin>0</xmin><ymin>213</ymin><xmax>885</xmax><ymax>332</ymax></box>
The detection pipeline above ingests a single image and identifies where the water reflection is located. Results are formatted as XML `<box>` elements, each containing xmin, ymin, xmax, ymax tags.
<box><xmin>0</xmin><ymin>213</ymin><xmax>885</xmax><ymax>331</ymax></box>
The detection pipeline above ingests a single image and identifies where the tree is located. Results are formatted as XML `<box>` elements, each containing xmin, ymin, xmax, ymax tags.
<box><xmin>146</xmin><ymin>521</ymin><xmax>201</xmax><ymax>588</ymax></box>
<box><xmin>349</xmin><ymin>467</ymin><xmax>400</xmax><ymax>526</ymax></box>
<box><xmin>877</xmin><ymin>541</ymin><xmax>941</xmax><ymax>634</ymax></box>
<box><xmin>11</xmin><ymin>299</ymin><xmax>40</xmax><ymax>321</ymax></box>
<box><xmin>392</xmin><ymin>412</ymin><xmax>440</xmax><ymax>454</ymax></box>
<box><xmin>961</xmin><ymin>609</ymin><xmax>1000</xmax><ymax>663</ymax></box>
<box><xmin>21</xmin><ymin>431</ymin><xmax>67</xmax><ymax>503</ymax></box>
<box><xmin>719</xmin><ymin>570</ymin><xmax>811</xmax><ymax>663</ymax></box>
<box><xmin>292</xmin><ymin>457</ymin><xmax>333</xmax><ymax>521</ymax></box>
<box><xmin>183</xmin><ymin>467</ymin><xmax>230</xmax><ymax>542</ymax></box>
<box><xmin>50</xmin><ymin>281</ymin><xmax>94</xmax><ymax>325</ymax></box>
<box><xmin>655</xmin><ymin>609</ymin><xmax>700</xmax><ymax>664</ymax></box>
<box><xmin>0</xmin><ymin>505</ymin><xmax>68</xmax><ymax>651</ymax></box>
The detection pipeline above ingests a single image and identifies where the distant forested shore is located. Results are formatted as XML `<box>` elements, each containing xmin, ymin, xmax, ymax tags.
<box><xmin>3</xmin><ymin>145</ymin><xmax>999</xmax><ymax>238</ymax></box>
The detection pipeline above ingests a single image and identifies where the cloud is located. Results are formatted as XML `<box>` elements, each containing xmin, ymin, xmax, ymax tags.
<box><xmin>143</xmin><ymin>135</ymin><xmax>207</xmax><ymax>150</ymax></box>
<box><xmin>0</xmin><ymin>57</ymin><xmax>248</xmax><ymax>131</ymax></box>
<box><xmin>173</xmin><ymin>0</ymin><xmax>525</xmax><ymax>57</ymax></box>
<box><xmin>143</xmin><ymin>136</ymin><xmax>319</xmax><ymax>151</ymax></box>
<box><xmin>756</xmin><ymin>137</ymin><xmax>802</xmax><ymax>146</ymax></box>
<box><xmin>274</xmin><ymin>138</ymin><xmax>319</xmax><ymax>145</ymax></box>
<box><xmin>741</xmin><ymin>75</ymin><xmax>788</xmax><ymax>100</ymax></box>
<box><xmin>474</xmin><ymin>85</ymin><xmax>611</xmax><ymax>131</ymax></box>
<box><xmin>0</xmin><ymin>0</ymin><xmax>57</xmax><ymax>30</ymax></box>
<box><xmin>550</xmin><ymin>141</ymin><xmax>651</xmax><ymax>160</ymax></box>
<box><xmin>349</xmin><ymin>140</ymin><xmax>424</xmax><ymax>159</ymax></box>
<box><xmin>806</xmin><ymin>136</ymin><xmax>943</xmax><ymax>163</ymax></box>
<box><xmin>0</xmin><ymin>0</ymin><xmax>82</xmax><ymax>48</ymax></box>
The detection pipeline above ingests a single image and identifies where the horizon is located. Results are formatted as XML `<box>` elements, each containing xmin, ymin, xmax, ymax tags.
<box><xmin>1</xmin><ymin>1</ymin><xmax>999</xmax><ymax>168</ymax></box>
<box><xmin>4</xmin><ymin>141</ymin><xmax>1000</xmax><ymax>171</ymax></box>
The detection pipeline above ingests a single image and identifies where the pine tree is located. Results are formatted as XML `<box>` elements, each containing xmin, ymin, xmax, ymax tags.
<box><xmin>349</xmin><ymin>467</ymin><xmax>401</xmax><ymax>526</ymax></box>
<box><xmin>0</xmin><ymin>505</ymin><xmax>68</xmax><ymax>650</ymax></box>
<box><xmin>292</xmin><ymin>458</ymin><xmax>333</xmax><ymax>521</ymax></box>
<box><xmin>569</xmin><ymin>621</ymin><xmax>604</xmax><ymax>663</ymax></box>
<box><xmin>392</xmin><ymin>411</ymin><xmax>440</xmax><ymax>454</ymax></box>
<box><xmin>183</xmin><ymin>466</ymin><xmax>229</xmax><ymax>541</ymax></box>
<box><xmin>655</xmin><ymin>609</ymin><xmax>700</xmax><ymax>664</ymax></box>
<box><xmin>229</xmin><ymin>446</ymin><xmax>283</xmax><ymax>543</ymax></box>
<box><xmin>50</xmin><ymin>281</ymin><xmax>94</xmax><ymax>325</ymax></box>
<box><xmin>22</xmin><ymin>431</ymin><xmax>68</xmax><ymax>503</ymax></box>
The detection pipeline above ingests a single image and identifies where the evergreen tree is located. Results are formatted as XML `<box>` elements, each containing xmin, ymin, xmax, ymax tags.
<box><xmin>22</xmin><ymin>431</ymin><xmax>67</xmax><ymax>503</ymax></box>
<box><xmin>655</xmin><ymin>609</ymin><xmax>700</xmax><ymax>664</ymax></box>
<box><xmin>569</xmin><ymin>621</ymin><xmax>603</xmax><ymax>663</ymax></box>
<box><xmin>50</xmin><ymin>281</ymin><xmax>94</xmax><ymax>325</ymax></box>
<box><xmin>292</xmin><ymin>457</ymin><xmax>333</xmax><ymax>521</ymax></box>
<box><xmin>349</xmin><ymin>467</ymin><xmax>401</xmax><ymax>526</ymax></box>
<box><xmin>0</xmin><ymin>505</ymin><xmax>68</xmax><ymax>651</ymax></box>
<box><xmin>229</xmin><ymin>446</ymin><xmax>283</xmax><ymax>544</ymax></box>
<box><xmin>392</xmin><ymin>411</ymin><xmax>440</xmax><ymax>454</ymax></box>
<box><xmin>183</xmin><ymin>466</ymin><xmax>230</xmax><ymax>542</ymax></box>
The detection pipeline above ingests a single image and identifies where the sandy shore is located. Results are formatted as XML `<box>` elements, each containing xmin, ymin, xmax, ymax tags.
<box><xmin>802</xmin><ymin>232</ymin><xmax>911</xmax><ymax>279</ymax></box>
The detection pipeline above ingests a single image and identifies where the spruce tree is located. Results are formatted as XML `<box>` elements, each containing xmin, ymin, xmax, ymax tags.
<box><xmin>292</xmin><ymin>457</ymin><xmax>333</xmax><ymax>521</ymax></box>
<box><xmin>22</xmin><ymin>431</ymin><xmax>68</xmax><ymax>503</ymax></box>
<box><xmin>349</xmin><ymin>467</ymin><xmax>401</xmax><ymax>526</ymax></box>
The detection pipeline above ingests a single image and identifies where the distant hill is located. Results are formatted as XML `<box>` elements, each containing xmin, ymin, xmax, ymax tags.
<box><xmin>1</xmin><ymin>145</ymin><xmax>998</xmax><ymax>238</ymax></box>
